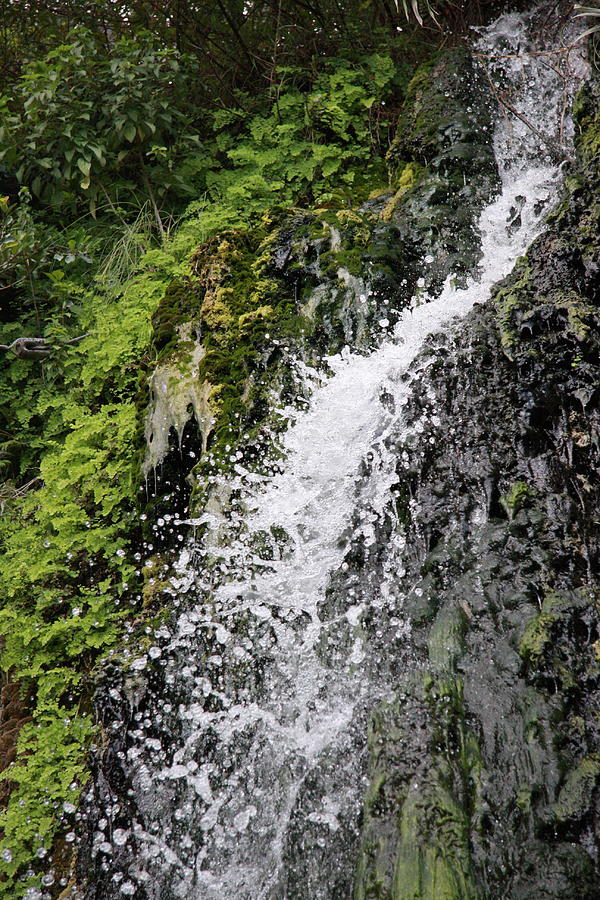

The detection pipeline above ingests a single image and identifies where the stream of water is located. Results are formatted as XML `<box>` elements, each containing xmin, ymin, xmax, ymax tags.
<box><xmin>88</xmin><ymin>10</ymin><xmax>586</xmax><ymax>899</ymax></box>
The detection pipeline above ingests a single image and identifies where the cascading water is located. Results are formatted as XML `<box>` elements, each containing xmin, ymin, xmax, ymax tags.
<box><xmin>83</xmin><ymin>9</ymin><xmax>588</xmax><ymax>900</ymax></box>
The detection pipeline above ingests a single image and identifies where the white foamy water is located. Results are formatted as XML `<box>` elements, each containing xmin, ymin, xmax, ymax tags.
<box><xmin>96</xmin><ymin>10</ymin><xmax>587</xmax><ymax>900</ymax></box>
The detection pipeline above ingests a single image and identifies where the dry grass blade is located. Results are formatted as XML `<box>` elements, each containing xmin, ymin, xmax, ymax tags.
<box><xmin>394</xmin><ymin>0</ymin><xmax>440</xmax><ymax>27</ymax></box>
<box><xmin>97</xmin><ymin>201</ymin><xmax>156</xmax><ymax>288</ymax></box>
<box><xmin>573</xmin><ymin>4</ymin><xmax>600</xmax><ymax>41</ymax></box>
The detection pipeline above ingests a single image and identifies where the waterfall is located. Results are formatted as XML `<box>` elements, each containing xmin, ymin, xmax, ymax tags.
<box><xmin>84</xmin><ymin>10</ymin><xmax>587</xmax><ymax>900</ymax></box>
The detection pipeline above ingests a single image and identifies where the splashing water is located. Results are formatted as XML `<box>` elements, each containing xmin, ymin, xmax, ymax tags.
<box><xmin>91</xmin><ymin>10</ymin><xmax>587</xmax><ymax>900</ymax></box>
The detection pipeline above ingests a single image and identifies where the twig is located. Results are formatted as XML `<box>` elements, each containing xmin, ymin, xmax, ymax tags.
<box><xmin>0</xmin><ymin>333</ymin><xmax>90</xmax><ymax>360</ymax></box>
<box><xmin>480</xmin><ymin>64</ymin><xmax>569</xmax><ymax>163</ymax></box>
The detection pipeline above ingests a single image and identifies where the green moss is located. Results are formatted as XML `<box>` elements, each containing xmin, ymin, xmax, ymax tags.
<box><xmin>499</xmin><ymin>481</ymin><xmax>535</xmax><ymax>519</ymax></box>
<box><xmin>392</xmin><ymin>788</ymin><xmax>480</xmax><ymax>900</ymax></box>
<box><xmin>519</xmin><ymin>590</ymin><xmax>583</xmax><ymax>668</ymax></box>
<box><xmin>150</xmin><ymin>278</ymin><xmax>199</xmax><ymax>355</ymax></box>
<box><xmin>382</xmin><ymin>162</ymin><xmax>426</xmax><ymax>221</ymax></box>
<box><xmin>572</xmin><ymin>82</ymin><xmax>600</xmax><ymax>167</ymax></box>
<box><xmin>392</xmin><ymin>678</ymin><xmax>481</xmax><ymax>900</ymax></box>
<box><xmin>552</xmin><ymin>755</ymin><xmax>600</xmax><ymax>823</ymax></box>
<box><xmin>493</xmin><ymin>258</ymin><xmax>534</xmax><ymax>354</ymax></box>
<box><xmin>557</xmin><ymin>291</ymin><xmax>596</xmax><ymax>341</ymax></box>
<box><xmin>427</xmin><ymin>606</ymin><xmax>468</xmax><ymax>674</ymax></box>
<box><xmin>356</xmin><ymin>672</ymin><xmax>483</xmax><ymax>900</ymax></box>
<box><xmin>169</xmin><ymin>224</ymin><xmax>306</xmax><ymax>467</ymax></box>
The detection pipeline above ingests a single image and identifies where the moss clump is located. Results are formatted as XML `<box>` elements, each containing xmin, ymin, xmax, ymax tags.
<box><xmin>317</xmin><ymin>209</ymin><xmax>372</xmax><ymax>279</ymax></box>
<box><xmin>552</xmin><ymin>755</ymin><xmax>600</xmax><ymax>824</ymax></box>
<box><xmin>493</xmin><ymin>258</ymin><xmax>534</xmax><ymax>354</ymax></box>
<box><xmin>499</xmin><ymin>481</ymin><xmax>535</xmax><ymax>519</ymax></box>
<box><xmin>185</xmin><ymin>225</ymin><xmax>304</xmax><ymax>462</ymax></box>
<box><xmin>572</xmin><ymin>81</ymin><xmax>600</xmax><ymax>168</ymax></box>
<box><xmin>518</xmin><ymin>589</ymin><xmax>599</xmax><ymax>695</ymax></box>
<box><xmin>382</xmin><ymin>161</ymin><xmax>426</xmax><ymax>222</ymax></box>
<box><xmin>392</xmin><ymin>787</ymin><xmax>480</xmax><ymax>900</ymax></box>
<box><xmin>427</xmin><ymin>606</ymin><xmax>468</xmax><ymax>674</ymax></box>
<box><xmin>150</xmin><ymin>278</ymin><xmax>199</xmax><ymax>355</ymax></box>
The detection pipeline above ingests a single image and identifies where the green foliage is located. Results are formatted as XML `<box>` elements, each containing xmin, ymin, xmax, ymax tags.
<box><xmin>0</xmin><ymin>28</ymin><xmax>201</xmax><ymax>216</ymax></box>
<box><xmin>0</xmin><ymin>242</ymin><xmax>169</xmax><ymax>891</ymax></box>
<box><xmin>0</xmin><ymin>711</ymin><xmax>95</xmax><ymax>898</ymax></box>
<box><xmin>199</xmin><ymin>54</ymin><xmax>396</xmax><ymax>214</ymax></box>
<box><xmin>500</xmin><ymin>481</ymin><xmax>535</xmax><ymax>519</ymax></box>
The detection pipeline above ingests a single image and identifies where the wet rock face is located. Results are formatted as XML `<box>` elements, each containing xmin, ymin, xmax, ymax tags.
<box><xmin>354</xmin><ymin>86</ymin><xmax>600</xmax><ymax>900</ymax></box>
<box><xmin>386</xmin><ymin>47</ymin><xmax>500</xmax><ymax>293</ymax></box>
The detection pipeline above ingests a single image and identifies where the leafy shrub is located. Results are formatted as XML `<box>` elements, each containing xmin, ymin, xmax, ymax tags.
<box><xmin>0</xmin><ymin>28</ymin><xmax>201</xmax><ymax>218</ymax></box>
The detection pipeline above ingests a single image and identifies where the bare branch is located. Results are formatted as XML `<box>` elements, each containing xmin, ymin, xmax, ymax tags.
<box><xmin>0</xmin><ymin>334</ymin><xmax>90</xmax><ymax>360</ymax></box>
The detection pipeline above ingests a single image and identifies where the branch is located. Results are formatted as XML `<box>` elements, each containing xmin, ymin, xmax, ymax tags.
<box><xmin>0</xmin><ymin>334</ymin><xmax>90</xmax><ymax>360</ymax></box>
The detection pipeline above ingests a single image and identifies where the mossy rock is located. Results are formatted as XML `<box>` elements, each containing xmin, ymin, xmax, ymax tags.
<box><xmin>552</xmin><ymin>755</ymin><xmax>600</xmax><ymax>824</ymax></box>
<box><xmin>151</xmin><ymin>278</ymin><xmax>199</xmax><ymax>354</ymax></box>
<box><xmin>387</xmin><ymin>47</ymin><xmax>496</xmax><ymax>181</ymax></box>
<box><xmin>383</xmin><ymin>48</ymin><xmax>499</xmax><ymax>294</ymax></box>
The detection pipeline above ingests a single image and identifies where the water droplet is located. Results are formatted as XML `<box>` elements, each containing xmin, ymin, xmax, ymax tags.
<box><xmin>113</xmin><ymin>828</ymin><xmax>129</xmax><ymax>847</ymax></box>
